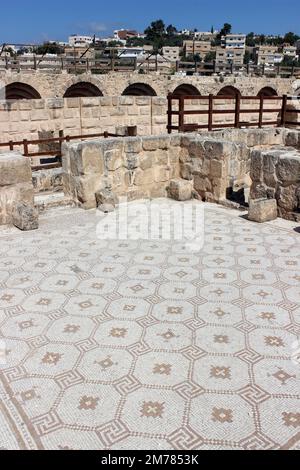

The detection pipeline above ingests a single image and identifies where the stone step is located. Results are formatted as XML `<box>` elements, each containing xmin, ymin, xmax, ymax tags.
<box><xmin>34</xmin><ymin>191</ymin><xmax>76</xmax><ymax>213</ymax></box>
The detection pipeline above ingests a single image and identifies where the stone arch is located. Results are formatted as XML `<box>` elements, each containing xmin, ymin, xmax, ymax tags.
<box><xmin>63</xmin><ymin>82</ymin><xmax>103</xmax><ymax>98</ymax></box>
<box><xmin>217</xmin><ymin>86</ymin><xmax>241</xmax><ymax>97</ymax></box>
<box><xmin>4</xmin><ymin>82</ymin><xmax>41</xmax><ymax>100</ymax></box>
<box><xmin>172</xmin><ymin>84</ymin><xmax>201</xmax><ymax>96</ymax></box>
<box><xmin>122</xmin><ymin>83</ymin><xmax>157</xmax><ymax>96</ymax></box>
<box><xmin>257</xmin><ymin>87</ymin><xmax>278</xmax><ymax>97</ymax></box>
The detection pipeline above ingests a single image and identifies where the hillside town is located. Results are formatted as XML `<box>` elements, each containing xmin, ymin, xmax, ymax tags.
<box><xmin>1</xmin><ymin>20</ymin><xmax>300</xmax><ymax>72</ymax></box>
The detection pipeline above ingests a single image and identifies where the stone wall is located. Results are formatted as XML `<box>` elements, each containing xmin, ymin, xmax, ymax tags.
<box><xmin>0</xmin><ymin>96</ymin><xmax>167</xmax><ymax>146</ymax></box>
<box><xmin>63</xmin><ymin>128</ymin><xmax>294</xmax><ymax>210</ymax></box>
<box><xmin>250</xmin><ymin>129</ymin><xmax>300</xmax><ymax>221</ymax></box>
<box><xmin>0</xmin><ymin>70</ymin><xmax>296</xmax><ymax>99</ymax></box>
<box><xmin>1</xmin><ymin>95</ymin><xmax>298</xmax><ymax>151</ymax></box>
<box><xmin>62</xmin><ymin>135</ymin><xmax>182</xmax><ymax>209</ymax></box>
<box><xmin>0</xmin><ymin>151</ymin><xmax>34</xmax><ymax>225</ymax></box>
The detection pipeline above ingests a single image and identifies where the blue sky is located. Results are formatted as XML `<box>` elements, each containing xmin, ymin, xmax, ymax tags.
<box><xmin>1</xmin><ymin>0</ymin><xmax>299</xmax><ymax>44</ymax></box>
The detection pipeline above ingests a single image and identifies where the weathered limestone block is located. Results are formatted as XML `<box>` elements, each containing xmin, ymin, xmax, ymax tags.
<box><xmin>201</xmin><ymin>139</ymin><xmax>233</xmax><ymax>161</ymax></box>
<box><xmin>73</xmin><ymin>175</ymin><xmax>103</xmax><ymax>209</ymax></box>
<box><xmin>154</xmin><ymin>166</ymin><xmax>170</xmax><ymax>183</ymax></box>
<box><xmin>248</xmin><ymin>198</ymin><xmax>277</xmax><ymax>223</ymax></box>
<box><xmin>12</xmin><ymin>203</ymin><xmax>39</xmax><ymax>231</ymax></box>
<box><xmin>0</xmin><ymin>152</ymin><xmax>32</xmax><ymax>186</ymax></box>
<box><xmin>180</xmin><ymin>163</ymin><xmax>193</xmax><ymax>181</ymax></box>
<box><xmin>276</xmin><ymin>185</ymin><xmax>299</xmax><ymax>212</ymax></box>
<box><xmin>284</xmin><ymin>129</ymin><xmax>300</xmax><ymax>148</ymax></box>
<box><xmin>139</xmin><ymin>153</ymin><xmax>153</xmax><ymax>170</ymax></box>
<box><xmin>105</xmin><ymin>149</ymin><xmax>123</xmax><ymax>171</ymax></box>
<box><xmin>95</xmin><ymin>185</ymin><xmax>118</xmax><ymax>213</ymax></box>
<box><xmin>246</xmin><ymin>129</ymin><xmax>284</xmax><ymax>148</ymax></box>
<box><xmin>276</xmin><ymin>155</ymin><xmax>300</xmax><ymax>184</ymax></box>
<box><xmin>0</xmin><ymin>152</ymin><xmax>34</xmax><ymax>226</ymax></box>
<box><xmin>167</xmin><ymin>179</ymin><xmax>193</xmax><ymax>201</ymax></box>
<box><xmin>154</xmin><ymin>149</ymin><xmax>169</xmax><ymax>166</ymax></box>
<box><xmin>142</xmin><ymin>136</ymin><xmax>170</xmax><ymax>151</ymax></box>
<box><xmin>124</xmin><ymin>137</ymin><xmax>142</xmax><ymax>154</ymax></box>
<box><xmin>210</xmin><ymin>159</ymin><xmax>224</xmax><ymax>178</ymax></box>
<box><xmin>134</xmin><ymin>168</ymin><xmax>155</xmax><ymax>186</ymax></box>
<box><xmin>169</xmin><ymin>134</ymin><xmax>182</xmax><ymax>147</ymax></box>
<box><xmin>70</xmin><ymin>142</ymin><xmax>104</xmax><ymax>176</ymax></box>
<box><xmin>194</xmin><ymin>176</ymin><xmax>212</xmax><ymax>198</ymax></box>
<box><xmin>32</xmin><ymin>168</ymin><xmax>63</xmax><ymax>193</ymax></box>
<box><xmin>124</xmin><ymin>154</ymin><xmax>139</xmax><ymax>170</ymax></box>
<box><xmin>250</xmin><ymin>150</ymin><xmax>263</xmax><ymax>182</ymax></box>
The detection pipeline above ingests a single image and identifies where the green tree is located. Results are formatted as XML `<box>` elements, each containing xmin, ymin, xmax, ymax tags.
<box><xmin>244</xmin><ymin>50</ymin><xmax>253</xmax><ymax>64</ymax></box>
<box><xmin>205</xmin><ymin>51</ymin><xmax>216</xmax><ymax>62</ymax></box>
<box><xmin>214</xmin><ymin>23</ymin><xmax>232</xmax><ymax>46</ymax></box>
<box><xmin>166</xmin><ymin>24</ymin><xmax>177</xmax><ymax>36</ymax></box>
<box><xmin>246</xmin><ymin>32</ymin><xmax>255</xmax><ymax>47</ymax></box>
<box><xmin>220</xmin><ymin>23</ymin><xmax>232</xmax><ymax>36</ymax></box>
<box><xmin>145</xmin><ymin>20</ymin><xmax>165</xmax><ymax>40</ymax></box>
<box><xmin>283</xmin><ymin>32</ymin><xmax>300</xmax><ymax>45</ymax></box>
<box><xmin>34</xmin><ymin>42</ymin><xmax>64</xmax><ymax>55</ymax></box>
<box><xmin>126</xmin><ymin>37</ymin><xmax>146</xmax><ymax>47</ymax></box>
<box><xmin>144</xmin><ymin>19</ymin><xmax>166</xmax><ymax>51</ymax></box>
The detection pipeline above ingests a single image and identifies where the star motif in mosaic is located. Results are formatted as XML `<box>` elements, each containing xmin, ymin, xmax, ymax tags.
<box><xmin>0</xmin><ymin>201</ymin><xmax>299</xmax><ymax>449</ymax></box>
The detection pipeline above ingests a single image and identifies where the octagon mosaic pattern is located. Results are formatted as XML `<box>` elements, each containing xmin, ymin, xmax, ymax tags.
<box><xmin>0</xmin><ymin>201</ymin><xmax>299</xmax><ymax>450</ymax></box>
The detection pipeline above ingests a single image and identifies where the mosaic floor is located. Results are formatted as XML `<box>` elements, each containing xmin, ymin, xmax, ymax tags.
<box><xmin>0</xmin><ymin>200</ymin><xmax>299</xmax><ymax>450</ymax></box>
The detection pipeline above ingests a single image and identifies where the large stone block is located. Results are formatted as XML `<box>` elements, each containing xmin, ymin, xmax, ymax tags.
<box><xmin>167</xmin><ymin>178</ymin><xmax>193</xmax><ymax>201</ymax></box>
<box><xmin>284</xmin><ymin>130</ymin><xmax>300</xmax><ymax>148</ymax></box>
<box><xmin>105</xmin><ymin>149</ymin><xmax>123</xmax><ymax>171</ymax></box>
<box><xmin>73</xmin><ymin>175</ymin><xmax>103</xmax><ymax>209</ymax></box>
<box><xmin>134</xmin><ymin>168</ymin><xmax>155</xmax><ymax>186</ymax></box>
<box><xmin>250</xmin><ymin>150</ymin><xmax>263</xmax><ymax>182</ymax></box>
<box><xmin>139</xmin><ymin>153</ymin><xmax>153</xmax><ymax>170</ymax></box>
<box><xmin>95</xmin><ymin>185</ymin><xmax>118</xmax><ymax>213</ymax></box>
<box><xmin>276</xmin><ymin>154</ymin><xmax>300</xmax><ymax>184</ymax></box>
<box><xmin>12</xmin><ymin>203</ymin><xmax>39</xmax><ymax>231</ymax></box>
<box><xmin>70</xmin><ymin>143</ymin><xmax>105</xmax><ymax>176</ymax></box>
<box><xmin>248</xmin><ymin>198</ymin><xmax>277</xmax><ymax>223</ymax></box>
<box><xmin>0</xmin><ymin>152</ymin><xmax>32</xmax><ymax>186</ymax></box>
<box><xmin>276</xmin><ymin>184</ymin><xmax>299</xmax><ymax>212</ymax></box>
<box><xmin>210</xmin><ymin>159</ymin><xmax>224</xmax><ymax>178</ymax></box>
<box><xmin>124</xmin><ymin>137</ymin><xmax>142</xmax><ymax>154</ymax></box>
<box><xmin>142</xmin><ymin>136</ymin><xmax>170</xmax><ymax>151</ymax></box>
<box><xmin>180</xmin><ymin>163</ymin><xmax>193</xmax><ymax>181</ymax></box>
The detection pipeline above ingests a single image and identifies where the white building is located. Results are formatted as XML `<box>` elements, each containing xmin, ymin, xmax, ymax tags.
<box><xmin>193</xmin><ymin>31</ymin><xmax>217</xmax><ymax>41</ymax></box>
<box><xmin>69</xmin><ymin>35</ymin><xmax>99</xmax><ymax>47</ymax></box>
<box><xmin>117</xmin><ymin>47</ymin><xmax>145</xmax><ymax>59</ymax></box>
<box><xmin>283</xmin><ymin>45</ymin><xmax>298</xmax><ymax>59</ymax></box>
<box><xmin>254</xmin><ymin>46</ymin><xmax>283</xmax><ymax>66</ymax></box>
<box><xmin>221</xmin><ymin>34</ymin><xmax>246</xmax><ymax>49</ymax></box>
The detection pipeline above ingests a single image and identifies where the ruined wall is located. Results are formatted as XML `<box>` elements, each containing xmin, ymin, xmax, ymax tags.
<box><xmin>62</xmin><ymin>128</ymin><xmax>292</xmax><ymax>210</ymax></box>
<box><xmin>62</xmin><ymin>135</ymin><xmax>182</xmax><ymax>209</ymax></box>
<box><xmin>250</xmin><ymin>129</ymin><xmax>300</xmax><ymax>221</ymax></box>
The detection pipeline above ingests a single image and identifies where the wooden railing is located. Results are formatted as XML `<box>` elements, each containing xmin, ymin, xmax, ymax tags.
<box><xmin>167</xmin><ymin>94</ymin><xmax>300</xmax><ymax>133</ymax></box>
<box><xmin>0</xmin><ymin>55</ymin><xmax>300</xmax><ymax>77</ymax></box>
<box><xmin>0</xmin><ymin>127</ymin><xmax>136</xmax><ymax>171</ymax></box>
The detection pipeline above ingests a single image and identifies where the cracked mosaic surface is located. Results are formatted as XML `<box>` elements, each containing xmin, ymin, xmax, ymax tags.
<box><xmin>0</xmin><ymin>200</ymin><xmax>299</xmax><ymax>450</ymax></box>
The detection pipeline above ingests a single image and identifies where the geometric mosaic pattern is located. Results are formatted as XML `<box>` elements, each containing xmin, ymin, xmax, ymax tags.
<box><xmin>0</xmin><ymin>201</ymin><xmax>299</xmax><ymax>450</ymax></box>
